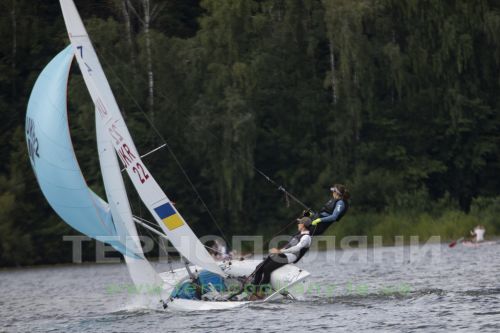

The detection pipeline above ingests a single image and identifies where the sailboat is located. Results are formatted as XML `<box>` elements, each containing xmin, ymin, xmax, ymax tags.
<box><xmin>25</xmin><ymin>0</ymin><xmax>310</xmax><ymax>311</ymax></box>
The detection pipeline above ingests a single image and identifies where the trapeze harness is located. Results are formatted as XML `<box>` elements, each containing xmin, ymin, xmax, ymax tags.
<box><xmin>311</xmin><ymin>198</ymin><xmax>349</xmax><ymax>236</ymax></box>
<box><xmin>251</xmin><ymin>232</ymin><xmax>311</xmax><ymax>288</ymax></box>
<box><xmin>281</xmin><ymin>232</ymin><xmax>311</xmax><ymax>263</ymax></box>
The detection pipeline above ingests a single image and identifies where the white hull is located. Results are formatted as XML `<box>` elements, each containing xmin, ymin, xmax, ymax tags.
<box><xmin>30</xmin><ymin>1</ymin><xmax>315</xmax><ymax>314</ymax></box>
<box><xmin>159</xmin><ymin>258</ymin><xmax>310</xmax><ymax>311</ymax></box>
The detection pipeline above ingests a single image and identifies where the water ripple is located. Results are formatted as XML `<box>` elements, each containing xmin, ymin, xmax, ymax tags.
<box><xmin>1</xmin><ymin>243</ymin><xmax>500</xmax><ymax>332</ymax></box>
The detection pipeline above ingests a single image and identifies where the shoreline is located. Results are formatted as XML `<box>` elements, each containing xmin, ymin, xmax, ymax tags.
<box><xmin>1</xmin><ymin>238</ymin><xmax>497</xmax><ymax>271</ymax></box>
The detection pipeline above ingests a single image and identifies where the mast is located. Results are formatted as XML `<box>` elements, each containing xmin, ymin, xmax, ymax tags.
<box><xmin>59</xmin><ymin>0</ymin><xmax>225</xmax><ymax>276</ymax></box>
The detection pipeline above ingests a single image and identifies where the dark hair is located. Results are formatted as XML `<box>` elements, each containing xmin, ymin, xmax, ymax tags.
<box><xmin>334</xmin><ymin>184</ymin><xmax>351</xmax><ymax>200</ymax></box>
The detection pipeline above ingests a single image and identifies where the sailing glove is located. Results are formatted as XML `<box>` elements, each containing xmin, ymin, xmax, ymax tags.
<box><xmin>312</xmin><ymin>218</ymin><xmax>321</xmax><ymax>226</ymax></box>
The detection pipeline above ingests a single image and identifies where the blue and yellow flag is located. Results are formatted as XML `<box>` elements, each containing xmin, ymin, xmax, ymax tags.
<box><xmin>154</xmin><ymin>202</ymin><xmax>184</xmax><ymax>231</ymax></box>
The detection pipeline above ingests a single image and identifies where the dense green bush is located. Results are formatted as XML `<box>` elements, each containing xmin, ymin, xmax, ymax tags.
<box><xmin>325</xmin><ymin>192</ymin><xmax>499</xmax><ymax>245</ymax></box>
<box><xmin>1</xmin><ymin>0</ymin><xmax>499</xmax><ymax>266</ymax></box>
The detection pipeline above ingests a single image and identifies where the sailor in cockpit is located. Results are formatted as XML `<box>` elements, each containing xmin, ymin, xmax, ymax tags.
<box><xmin>248</xmin><ymin>217</ymin><xmax>312</xmax><ymax>300</ymax></box>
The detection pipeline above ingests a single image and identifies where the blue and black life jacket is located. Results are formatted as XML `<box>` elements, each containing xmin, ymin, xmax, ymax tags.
<box><xmin>310</xmin><ymin>198</ymin><xmax>349</xmax><ymax>236</ymax></box>
<box><xmin>318</xmin><ymin>198</ymin><xmax>348</xmax><ymax>220</ymax></box>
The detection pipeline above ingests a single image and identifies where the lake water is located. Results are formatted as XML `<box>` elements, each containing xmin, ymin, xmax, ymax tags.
<box><xmin>1</xmin><ymin>242</ymin><xmax>499</xmax><ymax>332</ymax></box>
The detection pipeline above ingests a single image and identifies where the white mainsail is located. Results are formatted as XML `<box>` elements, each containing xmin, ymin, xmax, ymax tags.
<box><xmin>96</xmin><ymin>111</ymin><xmax>164</xmax><ymax>294</ymax></box>
<box><xmin>59</xmin><ymin>0</ymin><xmax>224</xmax><ymax>276</ymax></box>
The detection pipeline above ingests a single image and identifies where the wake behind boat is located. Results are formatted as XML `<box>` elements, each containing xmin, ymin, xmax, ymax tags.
<box><xmin>25</xmin><ymin>0</ymin><xmax>310</xmax><ymax>311</ymax></box>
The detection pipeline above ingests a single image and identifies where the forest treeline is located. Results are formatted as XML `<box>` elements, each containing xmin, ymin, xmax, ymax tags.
<box><xmin>1</xmin><ymin>0</ymin><xmax>500</xmax><ymax>266</ymax></box>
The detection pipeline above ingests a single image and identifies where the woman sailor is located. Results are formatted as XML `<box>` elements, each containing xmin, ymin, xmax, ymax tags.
<box><xmin>310</xmin><ymin>184</ymin><xmax>350</xmax><ymax>235</ymax></box>
<box><xmin>249</xmin><ymin>217</ymin><xmax>312</xmax><ymax>299</ymax></box>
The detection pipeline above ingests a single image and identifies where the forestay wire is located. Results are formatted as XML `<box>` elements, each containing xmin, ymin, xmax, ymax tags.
<box><xmin>100</xmin><ymin>50</ymin><xmax>313</xmax><ymax>247</ymax></box>
<box><xmin>99</xmin><ymin>52</ymin><xmax>231</xmax><ymax>246</ymax></box>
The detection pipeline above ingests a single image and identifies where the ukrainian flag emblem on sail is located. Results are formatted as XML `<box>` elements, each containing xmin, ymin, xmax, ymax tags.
<box><xmin>154</xmin><ymin>202</ymin><xmax>184</xmax><ymax>231</ymax></box>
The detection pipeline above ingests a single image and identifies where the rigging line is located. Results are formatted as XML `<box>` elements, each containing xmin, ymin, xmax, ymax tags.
<box><xmin>133</xmin><ymin>214</ymin><xmax>163</xmax><ymax>231</ymax></box>
<box><xmin>134</xmin><ymin>222</ymin><xmax>177</xmax><ymax>279</ymax></box>
<box><xmin>133</xmin><ymin>215</ymin><xmax>176</xmax><ymax>260</ymax></box>
<box><xmin>134</xmin><ymin>217</ymin><xmax>227</xmax><ymax>258</ymax></box>
<box><xmin>253</xmin><ymin>168</ymin><xmax>311</xmax><ymax>211</ymax></box>
<box><xmin>263</xmin><ymin>217</ymin><xmax>299</xmax><ymax>249</ymax></box>
<box><xmin>101</xmin><ymin>51</ymin><xmax>312</xmax><ymax>246</ymax></box>
<box><xmin>140</xmin><ymin>143</ymin><xmax>167</xmax><ymax>159</ymax></box>
<box><xmin>97</xmin><ymin>50</ymin><xmax>230</xmax><ymax>247</ymax></box>
<box><xmin>133</xmin><ymin>218</ymin><xmax>179</xmax><ymax>277</ymax></box>
<box><xmin>133</xmin><ymin>216</ymin><xmax>229</xmax><ymax>257</ymax></box>
<box><xmin>139</xmin><ymin>222</ymin><xmax>169</xmax><ymax>262</ymax></box>
<box><xmin>102</xmin><ymin>49</ymin><xmax>312</xmax><ymax>212</ymax></box>
<box><xmin>133</xmin><ymin>216</ymin><xmax>172</xmax><ymax>256</ymax></box>
<box><xmin>101</xmin><ymin>51</ymin><xmax>312</xmax><ymax>210</ymax></box>
<box><xmin>120</xmin><ymin>144</ymin><xmax>167</xmax><ymax>172</ymax></box>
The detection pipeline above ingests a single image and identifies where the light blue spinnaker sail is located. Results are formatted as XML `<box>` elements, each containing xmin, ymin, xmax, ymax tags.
<box><xmin>25</xmin><ymin>46</ymin><xmax>135</xmax><ymax>257</ymax></box>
